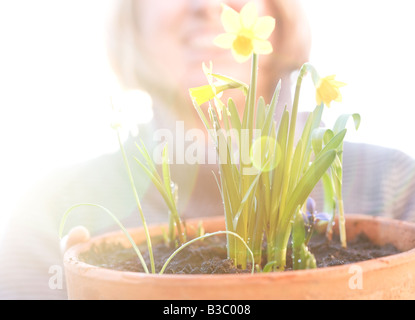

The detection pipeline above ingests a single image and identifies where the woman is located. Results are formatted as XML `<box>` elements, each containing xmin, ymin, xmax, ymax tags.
<box><xmin>2</xmin><ymin>0</ymin><xmax>415</xmax><ymax>300</ymax></box>
<box><xmin>0</xmin><ymin>0</ymin><xmax>312</xmax><ymax>299</ymax></box>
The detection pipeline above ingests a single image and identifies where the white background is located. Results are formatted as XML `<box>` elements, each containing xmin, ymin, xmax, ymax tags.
<box><xmin>1</xmin><ymin>0</ymin><xmax>415</xmax><ymax>233</ymax></box>
<box><xmin>300</xmin><ymin>0</ymin><xmax>415</xmax><ymax>152</ymax></box>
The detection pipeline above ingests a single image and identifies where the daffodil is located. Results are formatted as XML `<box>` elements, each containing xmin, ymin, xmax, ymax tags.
<box><xmin>188</xmin><ymin>85</ymin><xmax>217</xmax><ymax>107</ymax></box>
<box><xmin>315</xmin><ymin>75</ymin><xmax>346</xmax><ymax>107</ymax></box>
<box><xmin>213</xmin><ymin>2</ymin><xmax>275</xmax><ymax>63</ymax></box>
<box><xmin>189</xmin><ymin>62</ymin><xmax>248</xmax><ymax>119</ymax></box>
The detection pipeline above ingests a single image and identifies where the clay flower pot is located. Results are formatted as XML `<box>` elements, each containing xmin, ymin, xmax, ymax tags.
<box><xmin>63</xmin><ymin>214</ymin><xmax>415</xmax><ymax>299</ymax></box>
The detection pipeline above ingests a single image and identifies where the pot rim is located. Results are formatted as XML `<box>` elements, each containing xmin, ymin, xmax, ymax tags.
<box><xmin>63</xmin><ymin>214</ymin><xmax>415</xmax><ymax>281</ymax></box>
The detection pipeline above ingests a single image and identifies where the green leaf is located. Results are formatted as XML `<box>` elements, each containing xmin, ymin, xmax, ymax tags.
<box><xmin>299</xmin><ymin>112</ymin><xmax>314</xmax><ymax>151</ymax></box>
<box><xmin>311</xmin><ymin>128</ymin><xmax>334</xmax><ymax>155</ymax></box>
<box><xmin>288</xmin><ymin>139</ymin><xmax>304</xmax><ymax>193</ymax></box>
<box><xmin>256</xmin><ymin>97</ymin><xmax>266</xmax><ymax>132</ymax></box>
<box><xmin>262</xmin><ymin>80</ymin><xmax>281</xmax><ymax>137</ymax></box>
<box><xmin>263</xmin><ymin>260</ymin><xmax>277</xmax><ymax>273</ymax></box>
<box><xmin>216</xmin><ymin>129</ymin><xmax>242</xmax><ymax>229</ymax></box>
<box><xmin>299</xmin><ymin>105</ymin><xmax>324</xmax><ymax>173</ymax></box>
<box><xmin>284</xmin><ymin>150</ymin><xmax>337</xmax><ymax>227</ymax></box>
<box><xmin>162</xmin><ymin>144</ymin><xmax>173</xmax><ymax>197</ymax></box>
<box><xmin>292</xmin><ymin>206</ymin><xmax>317</xmax><ymax>270</ymax></box>
<box><xmin>136</xmin><ymin>140</ymin><xmax>158</xmax><ymax>175</ymax></box>
<box><xmin>232</xmin><ymin>169</ymin><xmax>262</xmax><ymax>230</ymax></box>
<box><xmin>270</xmin><ymin>109</ymin><xmax>289</xmax><ymax>215</ymax></box>
<box><xmin>314</xmin><ymin>129</ymin><xmax>347</xmax><ymax>161</ymax></box>
<box><xmin>227</xmin><ymin>98</ymin><xmax>242</xmax><ymax>133</ymax></box>
<box><xmin>191</xmin><ymin>99</ymin><xmax>212</xmax><ymax>133</ymax></box>
<box><xmin>321</xmin><ymin>171</ymin><xmax>335</xmax><ymax>216</ymax></box>
<box><xmin>333</xmin><ymin>113</ymin><xmax>361</xmax><ymax>134</ymax></box>
<box><xmin>134</xmin><ymin>157</ymin><xmax>172</xmax><ymax>211</ymax></box>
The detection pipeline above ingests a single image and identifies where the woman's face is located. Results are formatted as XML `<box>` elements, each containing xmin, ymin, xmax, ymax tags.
<box><xmin>138</xmin><ymin>0</ymin><xmax>273</xmax><ymax>99</ymax></box>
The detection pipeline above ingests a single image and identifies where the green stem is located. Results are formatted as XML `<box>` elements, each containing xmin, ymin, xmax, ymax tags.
<box><xmin>240</xmin><ymin>53</ymin><xmax>258</xmax><ymax>173</ymax></box>
<box><xmin>266</xmin><ymin>231</ymin><xmax>276</xmax><ymax>267</ymax></box>
<box><xmin>338</xmin><ymin>198</ymin><xmax>347</xmax><ymax>248</ymax></box>
<box><xmin>274</xmin><ymin>223</ymin><xmax>292</xmax><ymax>271</ymax></box>
<box><xmin>117</xmin><ymin>131</ymin><xmax>155</xmax><ymax>273</ymax></box>
<box><xmin>233</xmin><ymin>244</ymin><xmax>248</xmax><ymax>269</ymax></box>
<box><xmin>247</xmin><ymin>54</ymin><xmax>258</xmax><ymax>138</ymax></box>
<box><xmin>251</xmin><ymin>186</ymin><xmax>265</xmax><ymax>265</ymax></box>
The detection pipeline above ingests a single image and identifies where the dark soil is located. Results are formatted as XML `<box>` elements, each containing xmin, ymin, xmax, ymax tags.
<box><xmin>307</xmin><ymin>233</ymin><xmax>400</xmax><ymax>268</ymax></box>
<box><xmin>80</xmin><ymin>233</ymin><xmax>401</xmax><ymax>274</ymax></box>
<box><xmin>80</xmin><ymin>235</ymin><xmax>245</xmax><ymax>274</ymax></box>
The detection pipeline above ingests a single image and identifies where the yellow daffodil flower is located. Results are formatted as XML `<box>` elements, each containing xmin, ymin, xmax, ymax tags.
<box><xmin>213</xmin><ymin>2</ymin><xmax>276</xmax><ymax>63</ymax></box>
<box><xmin>315</xmin><ymin>75</ymin><xmax>346</xmax><ymax>107</ymax></box>
<box><xmin>189</xmin><ymin>62</ymin><xmax>248</xmax><ymax>119</ymax></box>
<box><xmin>188</xmin><ymin>84</ymin><xmax>219</xmax><ymax>107</ymax></box>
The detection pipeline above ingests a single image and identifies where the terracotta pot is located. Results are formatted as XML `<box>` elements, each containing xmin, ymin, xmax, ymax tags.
<box><xmin>63</xmin><ymin>214</ymin><xmax>415</xmax><ymax>299</ymax></box>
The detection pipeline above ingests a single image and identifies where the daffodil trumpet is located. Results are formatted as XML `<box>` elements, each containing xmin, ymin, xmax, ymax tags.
<box><xmin>316</xmin><ymin>75</ymin><xmax>347</xmax><ymax>108</ymax></box>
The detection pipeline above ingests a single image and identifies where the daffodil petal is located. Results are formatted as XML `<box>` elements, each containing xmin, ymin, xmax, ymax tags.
<box><xmin>213</xmin><ymin>33</ymin><xmax>236</xmax><ymax>49</ymax></box>
<box><xmin>252</xmin><ymin>39</ymin><xmax>273</xmax><ymax>55</ymax></box>
<box><xmin>334</xmin><ymin>92</ymin><xmax>343</xmax><ymax>102</ymax></box>
<box><xmin>202</xmin><ymin>61</ymin><xmax>214</xmax><ymax>84</ymax></box>
<box><xmin>333</xmin><ymin>80</ymin><xmax>347</xmax><ymax>87</ymax></box>
<box><xmin>202</xmin><ymin>61</ymin><xmax>212</xmax><ymax>75</ymax></box>
<box><xmin>221</xmin><ymin>4</ymin><xmax>241</xmax><ymax>33</ymax></box>
<box><xmin>315</xmin><ymin>74</ymin><xmax>346</xmax><ymax>108</ymax></box>
<box><xmin>253</xmin><ymin>16</ymin><xmax>275</xmax><ymax>40</ymax></box>
<box><xmin>240</xmin><ymin>2</ymin><xmax>258</xmax><ymax>30</ymax></box>
<box><xmin>215</xmin><ymin>2</ymin><xmax>275</xmax><ymax>63</ymax></box>
<box><xmin>323</xmin><ymin>84</ymin><xmax>338</xmax><ymax>101</ymax></box>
